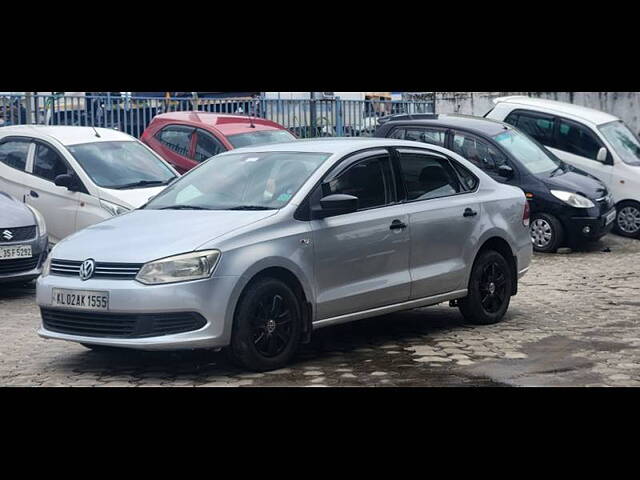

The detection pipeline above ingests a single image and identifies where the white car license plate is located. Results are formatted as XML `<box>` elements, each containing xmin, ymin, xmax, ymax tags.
<box><xmin>606</xmin><ymin>209</ymin><xmax>616</xmax><ymax>226</ymax></box>
<box><xmin>52</xmin><ymin>289</ymin><xmax>109</xmax><ymax>311</ymax></box>
<box><xmin>0</xmin><ymin>245</ymin><xmax>32</xmax><ymax>260</ymax></box>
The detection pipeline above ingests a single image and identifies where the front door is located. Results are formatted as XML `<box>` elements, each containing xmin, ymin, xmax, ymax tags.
<box><xmin>310</xmin><ymin>150</ymin><xmax>411</xmax><ymax>320</ymax></box>
<box><xmin>549</xmin><ymin>118</ymin><xmax>613</xmax><ymax>187</ymax></box>
<box><xmin>24</xmin><ymin>141</ymin><xmax>84</xmax><ymax>244</ymax></box>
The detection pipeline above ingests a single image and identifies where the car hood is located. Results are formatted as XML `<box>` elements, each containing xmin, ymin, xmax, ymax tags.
<box><xmin>99</xmin><ymin>186</ymin><xmax>168</xmax><ymax>209</ymax></box>
<box><xmin>541</xmin><ymin>168</ymin><xmax>607</xmax><ymax>200</ymax></box>
<box><xmin>0</xmin><ymin>192</ymin><xmax>35</xmax><ymax>228</ymax></box>
<box><xmin>51</xmin><ymin>209</ymin><xmax>277</xmax><ymax>263</ymax></box>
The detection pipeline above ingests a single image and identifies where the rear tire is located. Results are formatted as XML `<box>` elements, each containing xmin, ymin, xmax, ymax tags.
<box><xmin>459</xmin><ymin>250</ymin><xmax>513</xmax><ymax>325</ymax></box>
<box><xmin>229</xmin><ymin>277</ymin><xmax>303</xmax><ymax>372</ymax></box>
<box><xmin>530</xmin><ymin>213</ymin><xmax>564</xmax><ymax>253</ymax></box>
<box><xmin>614</xmin><ymin>200</ymin><xmax>640</xmax><ymax>238</ymax></box>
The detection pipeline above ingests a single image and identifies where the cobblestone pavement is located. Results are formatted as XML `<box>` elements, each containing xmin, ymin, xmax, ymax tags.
<box><xmin>1</xmin><ymin>234</ymin><xmax>639</xmax><ymax>387</ymax></box>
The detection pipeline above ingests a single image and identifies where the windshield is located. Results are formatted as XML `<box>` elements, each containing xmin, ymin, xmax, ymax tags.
<box><xmin>493</xmin><ymin>129</ymin><xmax>561</xmax><ymax>175</ymax></box>
<box><xmin>599</xmin><ymin>121</ymin><xmax>640</xmax><ymax>166</ymax></box>
<box><xmin>227</xmin><ymin>129</ymin><xmax>296</xmax><ymax>149</ymax></box>
<box><xmin>68</xmin><ymin>141</ymin><xmax>176</xmax><ymax>189</ymax></box>
<box><xmin>145</xmin><ymin>151</ymin><xmax>329</xmax><ymax>211</ymax></box>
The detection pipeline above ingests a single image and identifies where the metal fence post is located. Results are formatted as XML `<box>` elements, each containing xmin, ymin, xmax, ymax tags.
<box><xmin>335</xmin><ymin>97</ymin><xmax>343</xmax><ymax>137</ymax></box>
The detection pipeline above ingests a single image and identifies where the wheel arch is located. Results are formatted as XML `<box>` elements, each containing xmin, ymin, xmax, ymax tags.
<box><xmin>474</xmin><ymin>235</ymin><xmax>518</xmax><ymax>296</ymax></box>
<box><xmin>229</xmin><ymin>264</ymin><xmax>314</xmax><ymax>344</ymax></box>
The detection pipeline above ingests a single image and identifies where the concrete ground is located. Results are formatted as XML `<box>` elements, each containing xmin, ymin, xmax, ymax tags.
<box><xmin>1</xmin><ymin>234</ymin><xmax>639</xmax><ymax>387</ymax></box>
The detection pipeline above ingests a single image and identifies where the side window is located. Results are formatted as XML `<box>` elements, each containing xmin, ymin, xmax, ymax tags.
<box><xmin>156</xmin><ymin>125</ymin><xmax>194</xmax><ymax>157</ymax></box>
<box><xmin>398</xmin><ymin>152</ymin><xmax>462</xmax><ymax>201</ymax></box>
<box><xmin>403</xmin><ymin>128</ymin><xmax>446</xmax><ymax>147</ymax></box>
<box><xmin>452</xmin><ymin>133</ymin><xmax>508</xmax><ymax>175</ymax></box>
<box><xmin>0</xmin><ymin>140</ymin><xmax>30</xmax><ymax>171</ymax></box>
<box><xmin>450</xmin><ymin>160</ymin><xmax>479</xmax><ymax>191</ymax></box>
<box><xmin>33</xmin><ymin>144</ymin><xmax>71</xmax><ymax>182</ymax></box>
<box><xmin>508</xmin><ymin>111</ymin><xmax>555</xmax><ymax>145</ymax></box>
<box><xmin>556</xmin><ymin>119</ymin><xmax>601</xmax><ymax>160</ymax></box>
<box><xmin>389</xmin><ymin>128</ymin><xmax>405</xmax><ymax>139</ymax></box>
<box><xmin>325</xmin><ymin>156</ymin><xmax>393</xmax><ymax>210</ymax></box>
<box><xmin>194</xmin><ymin>130</ymin><xmax>225</xmax><ymax>162</ymax></box>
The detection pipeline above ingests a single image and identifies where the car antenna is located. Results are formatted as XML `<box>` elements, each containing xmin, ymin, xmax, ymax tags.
<box><xmin>92</xmin><ymin>126</ymin><xmax>101</xmax><ymax>138</ymax></box>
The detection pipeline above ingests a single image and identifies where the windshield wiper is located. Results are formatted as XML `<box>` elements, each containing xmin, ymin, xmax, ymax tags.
<box><xmin>159</xmin><ymin>205</ymin><xmax>211</xmax><ymax>210</ymax></box>
<box><xmin>113</xmin><ymin>180</ymin><xmax>171</xmax><ymax>189</ymax></box>
<box><xmin>226</xmin><ymin>205</ymin><xmax>274</xmax><ymax>211</ymax></box>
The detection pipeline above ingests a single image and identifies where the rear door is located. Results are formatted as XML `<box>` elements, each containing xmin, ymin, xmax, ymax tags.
<box><xmin>394</xmin><ymin>148</ymin><xmax>481</xmax><ymax>299</ymax></box>
<box><xmin>152</xmin><ymin>124</ymin><xmax>197</xmax><ymax>173</ymax></box>
<box><xmin>0</xmin><ymin>137</ymin><xmax>33</xmax><ymax>201</ymax></box>
<box><xmin>24</xmin><ymin>141</ymin><xmax>85</xmax><ymax>243</ymax></box>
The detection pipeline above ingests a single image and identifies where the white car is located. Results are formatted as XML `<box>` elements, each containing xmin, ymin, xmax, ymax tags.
<box><xmin>0</xmin><ymin>126</ymin><xmax>179</xmax><ymax>244</ymax></box>
<box><xmin>486</xmin><ymin>96</ymin><xmax>640</xmax><ymax>238</ymax></box>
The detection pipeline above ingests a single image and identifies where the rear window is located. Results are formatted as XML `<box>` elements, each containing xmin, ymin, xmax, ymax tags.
<box><xmin>227</xmin><ymin>129</ymin><xmax>295</xmax><ymax>148</ymax></box>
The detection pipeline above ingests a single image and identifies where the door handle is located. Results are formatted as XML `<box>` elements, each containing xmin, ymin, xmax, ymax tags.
<box><xmin>30</xmin><ymin>190</ymin><xmax>39</xmax><ymax>198</ymax></box>
<box><xmin>390</xmin><ymin>220</ymin><xmax>407</xmax><ymax>230</ymax></box>
<box><xmin>463</xmin><ymin>208</ymin><xmax>477</xmax><ymax>217</ymax></box>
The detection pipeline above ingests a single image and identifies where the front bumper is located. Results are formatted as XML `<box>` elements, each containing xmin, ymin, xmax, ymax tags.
<box><xmin>36</xmin><ymin>273</ymin><xmax>240</xmax><ymax>350</ymax></box>
<box><xmin>565</xmin><ymin>208</ymin><xmax>616</xmax><ymax>242</ymax></box>
<box><xmin>0</xmin><ymin>236</ymin><xmax>48</xmax><ymax>284</ymax></box>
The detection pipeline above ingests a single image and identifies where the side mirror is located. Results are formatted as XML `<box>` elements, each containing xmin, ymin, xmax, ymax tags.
<box><xmin>498</xmin><ymin>164</ymin><xmax>514</xmax><ymax>179</ymax></box>
<box><xmin>54</xmin><ymin>173</ymin><xmax>81</xmax><ymax>191</ymax></box>
<box><xmin>596</xmin><ymin>147</ymin><xmax>609</xmax><ymax>163</ymax></box>
<box><xmin>314</xmin><ymin>194</ymin><xmax>359</xmax><ymax>219</ymax></box>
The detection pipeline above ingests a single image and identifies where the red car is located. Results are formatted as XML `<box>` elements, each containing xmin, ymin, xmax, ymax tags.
<box><xmin>141</xmin><ymin>112</ymin><xmax>296</xmax><ymax>173</ymax></box>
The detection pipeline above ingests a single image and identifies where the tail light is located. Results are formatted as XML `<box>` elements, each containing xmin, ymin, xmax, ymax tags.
<box><xmin>523</xmin><ymin>200</ymin><xmax>530</xmax><ymax>227</ymax></box>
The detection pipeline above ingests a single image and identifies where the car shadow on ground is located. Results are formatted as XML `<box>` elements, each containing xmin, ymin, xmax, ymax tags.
<box><xmin>44</xmin><ymin>305</ymin><xmax>484</xmax><ymax>384</ymax></box>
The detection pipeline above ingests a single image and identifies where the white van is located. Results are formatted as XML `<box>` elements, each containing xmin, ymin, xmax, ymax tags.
<box><xmin>486</xmin><ymin>96</ymin><xmax>640</xmax><ymax>238</ymax></box>
<box><xmin>0</xmin><ymin>126</ymin><xmax>179</xmax><ymax>244</ymax></box>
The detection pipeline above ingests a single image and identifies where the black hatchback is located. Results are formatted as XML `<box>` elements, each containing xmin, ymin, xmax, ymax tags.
<box><xmin>375</xmin><ymin>114</ymin><xmax>617</xmax><ymax>253</ymax></box>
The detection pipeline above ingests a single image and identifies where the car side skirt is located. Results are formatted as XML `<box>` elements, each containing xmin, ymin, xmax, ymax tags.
<box><xmin>312</xmin><ymin>289</ymin><xmax>468</xmax><ymax>330</ymax></box>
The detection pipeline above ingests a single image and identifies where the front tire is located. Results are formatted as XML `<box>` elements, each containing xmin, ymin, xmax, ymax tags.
<box><xmin>229</xmin><ymin>277</ymin><xmax>303</xmax><ymax>372</ymax></box>
<box><xmin>614</xmin><ymin>201</ymin><xmax>640</xmax><ymax>238</ymax></box>
<box><xmin>459</xmin><ymin>250</ymin><xmax>513</xmax><ymax>325</ymax></box>
<box><xmin>530</xmin><ymin>213</ymin><xmax>564</xmax><ymax>253</ymax></box>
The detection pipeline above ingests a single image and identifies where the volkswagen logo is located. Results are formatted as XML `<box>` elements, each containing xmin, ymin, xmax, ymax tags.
<box><xmin>79</xmin><ymin>259</ymin><xmax>96</xmax><ymax>281</ymax></box>
<box><xmin>2</xmin><ymin>230</ymin><xmax>13</xmax><ymax>241</ymax></box>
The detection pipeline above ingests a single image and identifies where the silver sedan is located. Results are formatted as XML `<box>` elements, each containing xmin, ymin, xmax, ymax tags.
<box><xmin>36</xmin><ymin>138</ymin><xmax>532</xmax><ymax>371</ymax></box>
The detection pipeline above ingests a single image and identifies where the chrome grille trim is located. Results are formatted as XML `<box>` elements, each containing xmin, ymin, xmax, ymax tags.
<box><xmin>50</xmin><ymin>259</ymin><xmax>143</xmax><ymax>279</ymax></box>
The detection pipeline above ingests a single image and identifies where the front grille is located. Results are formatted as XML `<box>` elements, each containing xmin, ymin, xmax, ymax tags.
<box><xmin>0</xmin><ymin>256</ymin><xmax>40</xmax><ymax>275</ymax></box>
<box><xmin>0</xmin><ymin>225</ymin><xmax>36</xmax><ymax>243</ymax></box>
<box><xmin>41</xmin><ymin>309</ymin><xmax>207</xmax><ymax>338</ymax></box>
<box><xmin>50</xmin><ymin>259</ymin><xmax>143</xmax><ymax>279</ymax></box>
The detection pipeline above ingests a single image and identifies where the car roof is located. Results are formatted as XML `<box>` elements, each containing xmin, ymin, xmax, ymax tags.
<box><xmin>493</xmin><ymin>95</ymin><xmax>619</xmax><ymax>126</ymax></box>
<box><xmin>152</xmin><ymin>112</ymin><xmax>285</xmax><ymax>136</ymax></box>
<box><xmin>0</xmin><ymin>125</ymin><xmax>136</xmax><ymax>146</ymax></box>
<box><xmin>217</xmin><ymin>137</ymin><xmax>453</xmax><ymax>157</ymax></box>
<box><xmin>380</xmin><ymin>113</ymin><xmax>511</xmax><ymax>137</ymax></box>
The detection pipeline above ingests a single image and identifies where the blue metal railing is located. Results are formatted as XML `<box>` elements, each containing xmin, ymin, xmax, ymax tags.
<box><xmin>0</xmin><ymin>94</ymin><xmax>435</xmax><ymax>139</ymax></box>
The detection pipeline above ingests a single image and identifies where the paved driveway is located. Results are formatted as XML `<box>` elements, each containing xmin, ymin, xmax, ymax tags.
<box><xmin>1</xmin><ymin>235</ymin><xmax>639</xmax><ymax>387</ymax></box>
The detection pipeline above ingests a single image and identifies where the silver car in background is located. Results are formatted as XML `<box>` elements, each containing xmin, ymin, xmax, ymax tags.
<box><xmin>0</xmin><ymin>192</ymin><xmax>48</xmax><ymax>284</ymax></box>
<box><xmin>36</xmin><ymin>138</ymin><xmax>532</xmax><ymax>371</ymax></box>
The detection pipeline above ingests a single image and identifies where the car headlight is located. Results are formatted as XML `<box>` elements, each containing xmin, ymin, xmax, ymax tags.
<box><xmin>100</xmin><ymin>199</ymin><xmax>131</xmax><ymax>217</ymax></box>
<box><xmin>135</xmin><ymin>250</ymin><xmax>221</xmax><ymax>285</ymax></box>
<box><xmin>550</xmin><ymin>190</ymin><xmax>595</xmax><ymax>209</ymax></box>
<box><xmin>41</xmin><ymin>255</ymin><xmax>52</xmax><ymax>277</ymax></box>
<box><xmin>26</xmin><ymin>204</ymin><xmax>47</xmax><ymax>238</ymax></box>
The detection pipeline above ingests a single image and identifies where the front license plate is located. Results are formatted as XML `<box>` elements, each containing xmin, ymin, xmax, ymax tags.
<box><xmin>0</xmin><ymin>245</ymin><xmax>32</xmax><ymax>260</ymax></box>
<box><xmin>52</xmin><ymin>289</ymin><xmax>109</xmax><ymax>311</ymax></box>
<box><xmin>605</xmin><ymin>209</ymin><xmax>616</xmax><ymax>226</ymax></box>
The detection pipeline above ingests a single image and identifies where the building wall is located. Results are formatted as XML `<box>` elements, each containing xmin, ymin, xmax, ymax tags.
<box><xmin>435</xmin><ymin>92</ymin><xmax>640</xmax><ymax>134</ymax></box>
